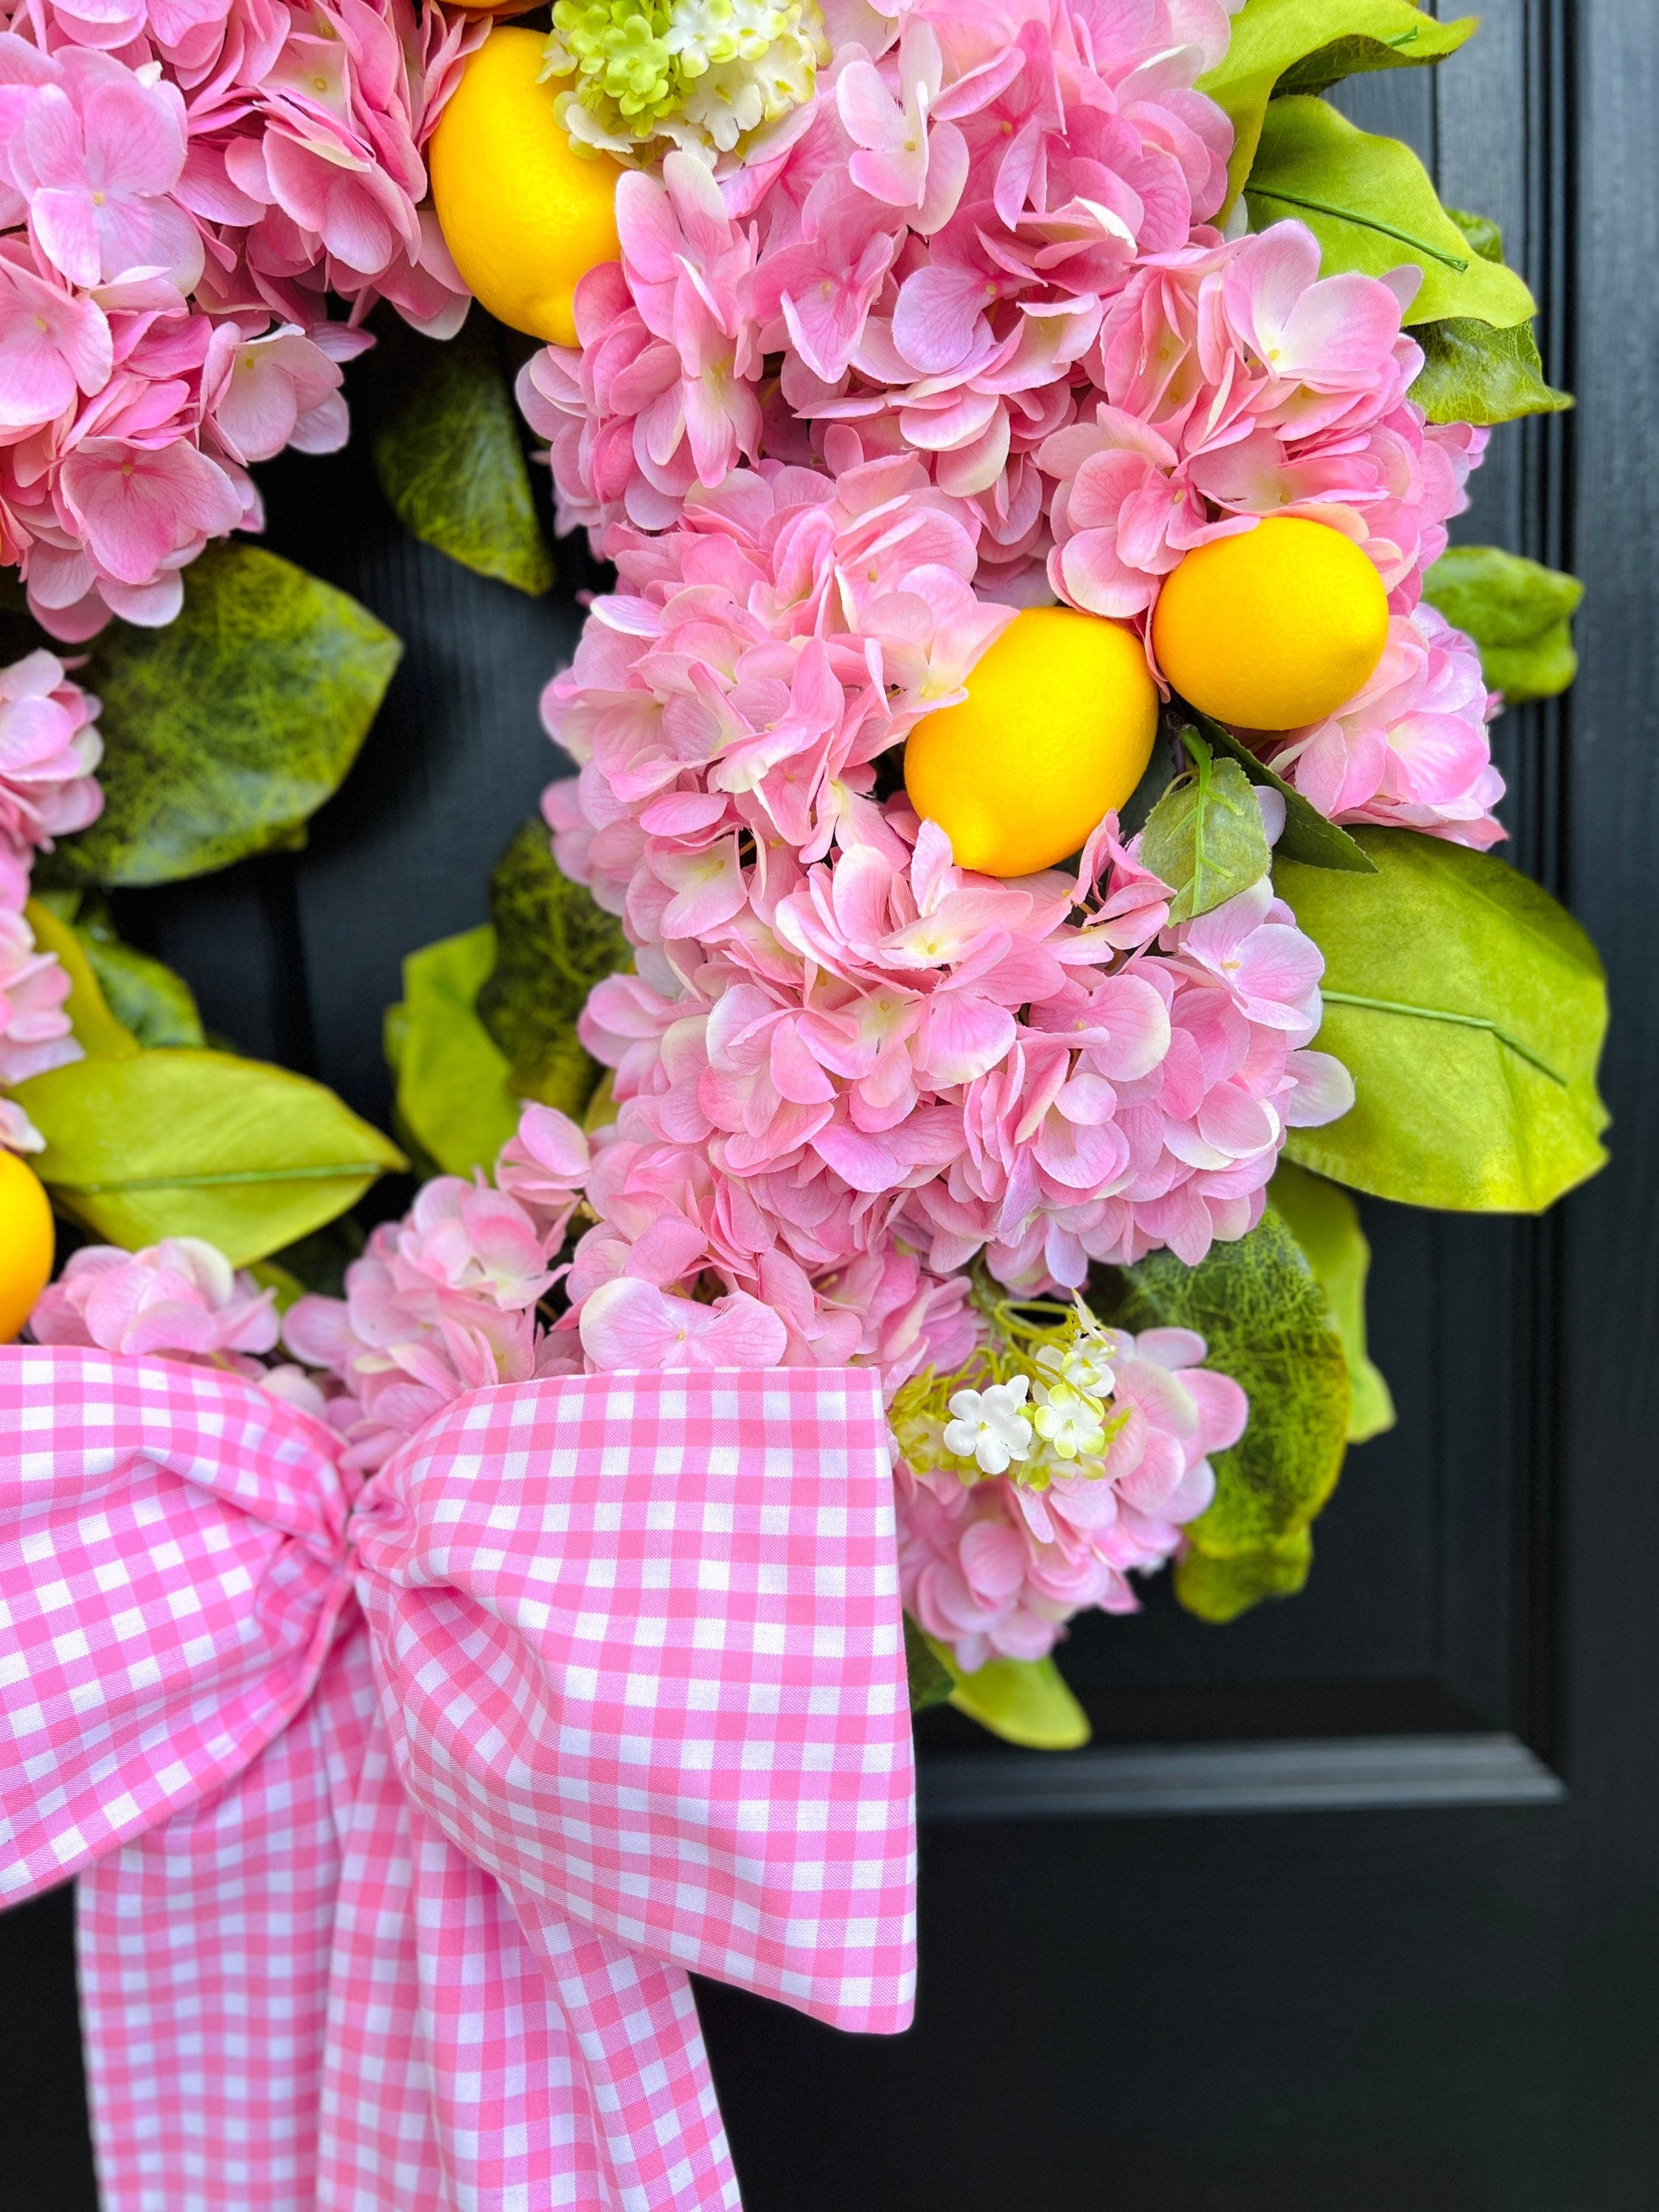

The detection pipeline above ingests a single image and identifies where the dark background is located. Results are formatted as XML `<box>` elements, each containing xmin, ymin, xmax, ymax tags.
<box><xmin>5</xmin><ymin>1</ymin><xmax>1659</xmax><ymax>2205</ymax></box>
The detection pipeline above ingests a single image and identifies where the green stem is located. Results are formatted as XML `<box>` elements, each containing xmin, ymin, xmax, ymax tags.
<box><xmin>1243</xmin><ymin>187</ymin><xmax>1470</xmax><ymax>271</ymax></box>
<box><xmin>49</xmin><ymin>1162</ymin><xmax>390</xmax><ymax>1193</ymax></box>
<box><xmin>1320</xmin><ymin>992</ymin><xmax>1568</xmax><ymax>1084</ymax></box>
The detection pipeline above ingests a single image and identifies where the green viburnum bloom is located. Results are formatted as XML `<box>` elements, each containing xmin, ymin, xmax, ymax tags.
<box><xmin>543</xmin><ymin>0</ymin><xmax>827</xmax><ymax>161</ymax></box>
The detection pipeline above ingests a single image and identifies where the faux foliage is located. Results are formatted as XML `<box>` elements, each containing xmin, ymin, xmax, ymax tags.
<box><xmin>385</xmin><ymin>926</ymin><xmax>524</xmax><ymax>1178</ymax></box>
<box><xmin>1140</xmin><ymin>734</ymin><xmax>1272</xmax><ymax>921</ymax></box>
<box><xmin>1278</xmin><ymin>829</ymin><xmax>1610</xmax><ymax>1210</ymax></box>
<box><xmin>1422</xmin><ymin>544</ymin><xmax>1584</xmax><ymax>704</ymax></box>
<box><xmin>1105</xmin><ymin>1210</ymin><xmax>1352</xmax><ymax>1624</ymax></box>
<box><xmin>370</xmin><ymin>321</ymin><xmax>555</xmax><ymax>597</ymax></box>
<box><xmin>477</xmin><ymin>820</ymin><xmax>630</xmax><ymax>1118</ymax></box>
<box><xmin>45</xmin><ymin>546</ymin><xmax>402</xmax><ymax>887</ymax></box>
<box><xmin>1267</xmin><ymin>1157</ymin><xmax>1395</xmax><ymax>1444</ymax></box>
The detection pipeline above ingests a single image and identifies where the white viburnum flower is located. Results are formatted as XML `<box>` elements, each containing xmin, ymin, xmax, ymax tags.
<box><xmin>1037</xmin><ymin>1332</ymin><xmax>1116</xmax><ymax>1400</ymax></box>
<box><xmin>942</xmin><ymin>1377</ymin><xmax>1033</xmax><ymax>1475</ymax></box>
<box><xmin>1032</xmin><ymin>1379</ymin><xmax>1109</xmax><ymax>1461</ymax></box>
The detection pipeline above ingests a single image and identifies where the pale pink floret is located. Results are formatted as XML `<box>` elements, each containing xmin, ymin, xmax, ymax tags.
<box><xmin>495</xmin><ymin>1104</ymin><xmax>594</xmax><ymax>1248</ymax></box>
<box><xmin>0</xmin><ymin>648</ymin><xmax>102</xmax><ymax>858</ymax></box>
<box><xmin>29</xmin><ymin>1237</ymin><xmax>279</xmax><ymax>1366</ymax></box>
<box><xmin>1255</xmin><ymin>603</ymin><xmax>1506</xmax><ymax>849</ymax></box>
<box><xmin>897</xmin><ymin>1325</ymin><xmax>1248</xmax><ymax>1669</ymax></box>
<box><xmin>0</xmin><ymin>901</ymin><xmax>78</xmax><ymax>1085</ymax></box>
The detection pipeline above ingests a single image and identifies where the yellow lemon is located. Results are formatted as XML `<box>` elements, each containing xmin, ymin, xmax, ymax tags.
<box><xmin>0</xmin><ymin>1150</ymin><xmax>53</xmax><ymax>1344</ymax></box>
<box><xmin>431</xmin><ymin>29</ymin><xmax>622</xmax><ymax>348</ymax></box>
<box><xmin>903</xmin><ymin>608</ymin><xmax>1159</xmax><ymax>877</ymax></box>
<box><xmin>1151</xmin><ymin>515</ymin><xmax>1390</xmax><ymax>731</ymax></box>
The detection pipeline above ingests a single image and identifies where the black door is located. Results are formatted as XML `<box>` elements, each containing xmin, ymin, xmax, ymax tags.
<box><xmin>5</xmin><ymin>3</ymin><xmax>1657</xmax><ymax>2205</ymax></box>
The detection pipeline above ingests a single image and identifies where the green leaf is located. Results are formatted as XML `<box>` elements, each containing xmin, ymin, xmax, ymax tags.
<box><xmin>44</xmin><ymin>546</ymin><xmax>402</xmax><ymax>887</ymax></box>
<box><xmin>386</xmin><ymin>925</ymin><xmax>524</xmax><ymax>1178</ymax></box>
<box><xmin>23</xmin><ymin>899</ymin><xmax>138</xmax><ymax>1060</ymax></box>
<box><xmin>14</xmin><ymin>1049</ymin><xmax>405</xmax><ymax>1263</ymax></box>
<box><xmin>933</xmin><ymin>1644</ymin><xmax>1092</xmax><ymax>1750</ymax></box>
<box><xmin>70</xmin><ymin>902</ymin><xmax>205</xmax><ymax>1048</ymax></box>
<box><xmin>1411</xmin><ymin>314</ymin><xmax>1574</xmax><ymax>426</ymax></box>
<box><xmin>371</xmin><ymin>321</ymin><xmax>554</xmax><ymax>597</ymax></box>
<box><xmin>1140</xmin><ymin>734</ymin><xmax>1272</xmax><ymax>922</ymax></box>
<box><xmin>1244</xmin><ymin>96</ymin><xmax>1536</xmax><ymax>327</ymax></box>
<box><xmin>476</xmin><ymin>820</ymin><xmax>630</xmax><ymax>1116</ymax></box>
<box><xmin>1267</xmin><ymin>1157</ymin><xmax>1395</xmax><ymax>1443</ymax></box>
<box><xmin>1104</xmin><ymin>1210</ymin><xmax>1352</xmax><ymax>1622</ymax></box>
<box><xmin>1277</xmin><ymin>828</ymin><xmax>1610</xmax><ymax>1209</ymax></box>
<box><xmin>1200</xmin><ymin>0</ymin><xmax>1476</xmax><ymax>215</ymax></box>
<box><xmin>1184</xmin><ymin>708</ymin><xmax>1377</xmax><ymax>873</ymax></box>
<box><xmin>904</xmin><ymin>1614</ymin><xmax>955</xmax><ymax>1714</ymax></box>
<box><xmin>1421</xmin><ymin>545</ymin><xmax>1584</xmax><ymax>706</ymax></box>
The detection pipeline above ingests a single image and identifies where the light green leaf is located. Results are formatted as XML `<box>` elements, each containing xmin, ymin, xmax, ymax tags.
<box><xmin>13</xmin><ymin>1049</ymin><xmax>405</xmax><ymax>1263</ymax></box>
<box><xmin>1267</xmin><ymin>1156</ymin><xmax>1395</xmax><ymax>1443</ymax></box>
<box><xmin>371</xmin><ymin>321</ymin><xmax>554</xmax><ymax>597</ymax></box>
<box><xmin>386</xmin><ymin>925</ymin><xmax>524</xmax><ymax>1178</ymax></box>
<box><xmin>1140</xmin><ymin>735</ymin><xmax>1271</xmax><ymax>922</ymax></box>
<box><xmin>1421</xmin><ymin>545</ymin><xmax>1583</xmax><ymax>706</ymax></box>
<box><xmin>45</xmin><ymin>546</ymin><xmax>402</xmax><ymax>887</ymax></box>
<box><xmin>1278</xmin><ymin>828</ymin><xmax>1610</xmax><ymax>1209</ymax></box>
<box><xmin>1200</xmin><ymin>0</ymin><xmax>1476</xmax><ymax>215</ymax></box>
<box><xmin>1105</xmin><ymin>1210</ymin><xmax>1352</xmax><ymax>1622</ymax></box>
<box><xmin>70</xmin><ymin>902</ymin><xmax>205</xmax><ymax>1048</ymax></box>
<box><xmin>476</xmin><ymin>821</ymin><xmax>630</xmax><ymax>1117</ymax></box>
<box><xmin>1188</xmin><ymin>709</ymin><xmax>1377</xmax><ymax>872</ymax></box>
<box><xmin>933</xmin><ymin>1642</ymin><xmax>1091</xmax><ymax>1750</ymax></box>
<box><xmin>1411</xmin><ymin>315</ymin><xmax>1573</xmax><ymax>426</ymax></box>
<box><xmin>1245</xmin><ymin>96</ymin><xmax>1535</xmax><ymax>327</ymax></box>
<box><xmin>904</xmin><ymin>1615</ymin><xmax>955</xmax><ymax>1714</ymax></box>
<box><xmin>24</xmin><ymin>899</ymin><xmax>138</xmax><ymax>1060</ymax></box>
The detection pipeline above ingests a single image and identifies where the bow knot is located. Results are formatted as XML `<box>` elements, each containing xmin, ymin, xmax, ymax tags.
<box><xmin>0</xmin><ymin>1347</ymin><xmax>915</xmax><ymax>2211</ymax></box>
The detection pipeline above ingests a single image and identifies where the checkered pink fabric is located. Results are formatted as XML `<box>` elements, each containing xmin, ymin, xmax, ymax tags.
<box><xmin>0</xmin><ymin>1349</ymin><xmax>916</xmax><ymax>2210</ymax></box>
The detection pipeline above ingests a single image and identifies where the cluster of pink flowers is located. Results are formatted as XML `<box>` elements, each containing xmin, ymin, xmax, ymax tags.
<box><xmin>898</xmin><ymin>1325</ymin><xmax>1246</xmax><ymax>1668</ymax></box>
<box><xmin>28</xmin><ymin>1232</ymin><xmax>326</xmax><ymax>1403</ymax></box>
<box><xmin>0</xmin><ymin>0</ymin><xmax>479</xmax><ymax>637</ymax></box>
<box><xmin>0</xmin><ymin>647</ymin><xmax>102</xmax><ymax>1147</ymax></box>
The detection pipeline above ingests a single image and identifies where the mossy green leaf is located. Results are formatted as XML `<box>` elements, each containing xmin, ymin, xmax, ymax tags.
<box><xmin>1176</xmin><ymin>1530</ymin><xmax>1313</xmax><ymax>1624</ymax></box>
<box><xmin>1186</xmin><ymin>709</ymin><xmax>1377</xmax><ymax>872</ymax></box>
<box><xmin>1104</xmin><ymin>1210</ymin><xmax>1351</xmax><ymax>1621</ymax></box>
<box><xmin>24</xmin><ymin>899</ymin><xmax>138</xmax><ymax>1059</ymax></box>
<box><xmin>1200</xmin><ymin>0</ymin><xmax>1476</xmax><ymax>215</ymax></box>
<box><xmin>386</xmin><ymin>925</ymin><xmax>524</xmax><ymax>1178</ymax></box>
<box><xmin>69</xmin><ymin>902</ymin><xmax>205</xmax><ymax>1048</ymax></box>
<box><xmin>1244</xmin><ymin>97</ymin><xmax>1535</xmax><ymax>327</ymax></box>
<box><xmin>45</xmin><ymin>546</ymin><xmax>402</xmax><ymax>887</ymax></box>
<box><xmin>1277</xmin><ymin>828</ymin><xmax>1610</xmax><ymax>1210</ymax></box>
<box><xmin>476</xmin><ymin>820</ymin><xmax>630</xmax><ymax>1117</ymax></box>
<box><xmin>904</xmin><ymin>1614</ymin><xmax>955</xmax><ymax>1714</ymax></box>
<box><xmin>1140</xmin><ymin>738</ymin><xmax>1271</xmax><ymax>922</ymax></box>
<box><xmin>1267</xmin><ymin>1157</ymin><xmax>1395</xmax><ymax>1442</ymax></box>
<box><xmin>933</xmin><ymin>1643</ymin><xmax>1091</xmax><ymax>1750</ymax></box>
<box><xmin>371</xmin><ymin>321</ymin><xmax>554</xmax><ymax>597</ymax></box>
<box><xmin>14</xmin><ymin>1049</ymin><xmax>404</xmax><ymax>1263</ymax></box>
<box><xmin>1421</xmin><ymin>545</ymin><xmax>1584</xmax><ymax>706</ymax></box>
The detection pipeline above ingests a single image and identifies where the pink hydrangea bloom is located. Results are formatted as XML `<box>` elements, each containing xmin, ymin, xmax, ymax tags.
<box><xmin>897</xmin><ymin>1324</ymin><xmax>1247</xmax><ymax>1668</ymax></box>
<box><xmin>0</xmin><ymin>0</ymin><xmax>481</xmax><ymax>637</ymax></box>
<box><xmin>0</xmin><ymin>646</ymin><xmax>102</xmax><ymax>860</ymax></box>
<box><xmin>29</xmin><ymin>1236</ymin><xmax>279</xmax><ymax>1366</ymax></box>
<box><xmin>0</xmin><ymin>897</ymin><xmax>78</xmax><ymax>1084</ymax></box>
<box><xmin>1251</xmin><ymin>602</ymin><xmax>1505</xmax><ymax>849</ymax></box>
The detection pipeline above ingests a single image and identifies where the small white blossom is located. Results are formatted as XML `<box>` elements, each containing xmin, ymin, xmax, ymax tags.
<box><xmin>1032</xmin><ymin>1380</ymin><xmax>1109</xmax><ymax>1461</ymax></box>
<box><xmin>1037</xmin><ymin>1332</ymin><xmax>1116</xmax><ymax>1399</ymax></box>
<box><xmin>942</xmin><ymin>1377</ymin><xmax>1033</xmax><ymax>1475</ymax></box>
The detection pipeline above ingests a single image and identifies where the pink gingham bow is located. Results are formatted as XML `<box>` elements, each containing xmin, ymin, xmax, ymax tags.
<box><xmin>0</xmin><ymin>1348</ymin><xmax>917</xmax><ymax>2211</ymax></box>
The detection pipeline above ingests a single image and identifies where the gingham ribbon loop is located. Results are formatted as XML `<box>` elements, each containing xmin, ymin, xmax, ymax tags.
<box><xmin>0</xmin><ymin>1348</ymin><xmax>916</xmax><ymax>2211</ymax></box>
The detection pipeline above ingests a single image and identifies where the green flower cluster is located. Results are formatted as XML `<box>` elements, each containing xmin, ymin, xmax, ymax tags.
<box><xmin>543</xmin><ymin>0</ymin><xmax>826</xmax><ymax>161</ymax></box>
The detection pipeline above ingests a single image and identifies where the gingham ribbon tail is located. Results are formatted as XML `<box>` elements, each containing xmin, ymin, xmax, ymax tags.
<box><xmin>0</xmin><ymin>1349</ymin><xmax>917</xmax><ymax>2211</ymax></box>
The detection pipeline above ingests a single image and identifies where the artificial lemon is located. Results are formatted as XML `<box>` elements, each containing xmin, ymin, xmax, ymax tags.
<box><xmin>430</xmin><ymin>29</ymin><xmax>622</xmax><ymax>348</ymax></box>
<box><xmin>0</xmin><ymin>1150</ymin><xmax>53</xmax><ymax>1344</ymax></box>
<box><xmin>1151</xmin><ymin>515</ymin><xmax>1390</xmax><ymax>731</ymax></box>
<box><xmin>903</xmin><ymin>607</ymin><xmax>1158</xmax><ymax>877</ymax></box>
